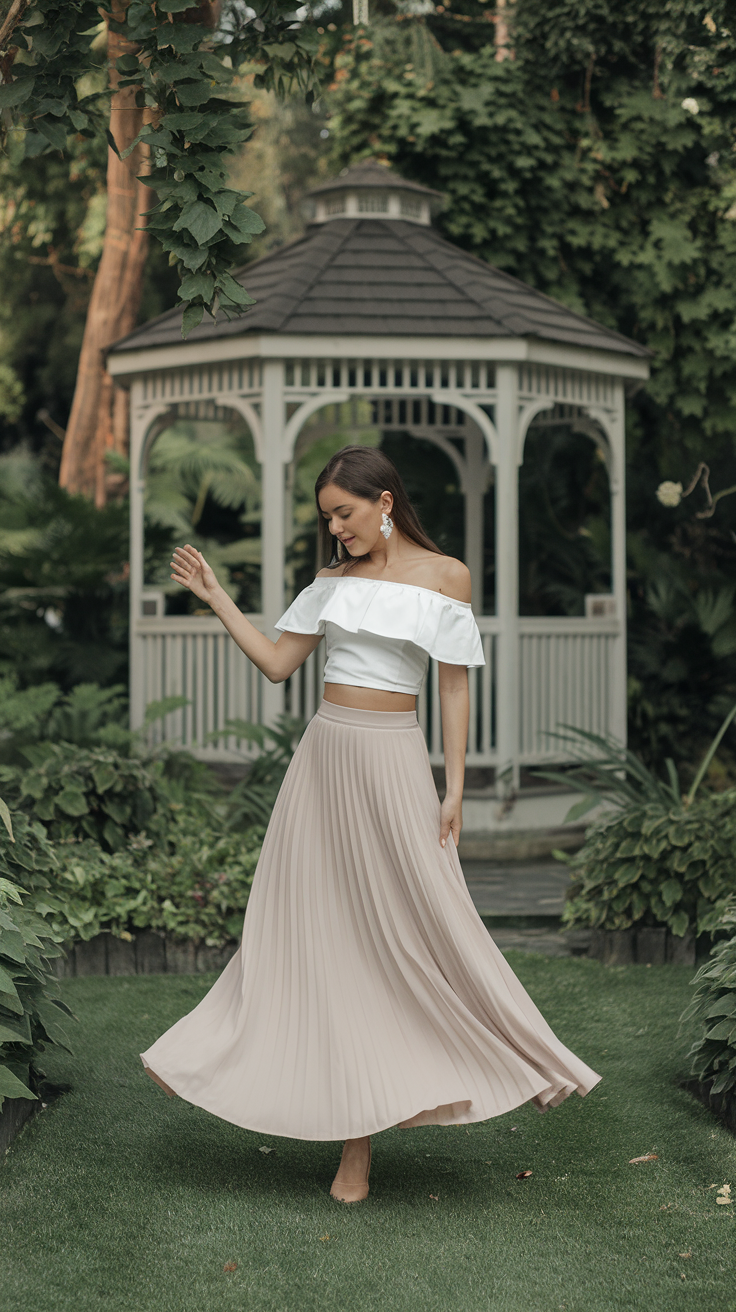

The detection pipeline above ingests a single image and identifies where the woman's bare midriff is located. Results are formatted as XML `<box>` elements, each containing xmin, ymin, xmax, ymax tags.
<box><xmin>322</xmin><ymin>682</ymin><xmax>417</xmax><ymax>712</ymax></box>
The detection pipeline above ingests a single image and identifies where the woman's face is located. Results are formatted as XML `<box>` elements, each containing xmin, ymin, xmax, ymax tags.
<box><xmin>318</xmin><ymin>483</ymin><xmax>392</xmax><ymax>556</ymax></box>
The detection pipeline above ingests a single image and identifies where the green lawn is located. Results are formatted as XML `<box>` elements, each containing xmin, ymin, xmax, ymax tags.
<box><xmin>2</xmin><ymin>956</ymin><xmax>735</xmax><ymax>1312</ymax></box>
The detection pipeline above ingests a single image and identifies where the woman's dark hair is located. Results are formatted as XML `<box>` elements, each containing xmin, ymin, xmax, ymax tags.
<box><xmin>315</xmin><ymin>445</ymin><xmax>447</xmax><ymax>572</ymax></box>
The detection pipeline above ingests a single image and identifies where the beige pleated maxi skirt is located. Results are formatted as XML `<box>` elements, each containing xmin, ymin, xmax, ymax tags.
<box><xmin>141</xmin><ymin>700</ymin><xmax>601</xmax><ymax>1140</ymax></box>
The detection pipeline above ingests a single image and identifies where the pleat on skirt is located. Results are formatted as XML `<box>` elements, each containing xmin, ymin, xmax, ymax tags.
<box><xmin>140</xmin><ymin>700</ymin><xmax>601</xmax><ymax>1140</ymax></box>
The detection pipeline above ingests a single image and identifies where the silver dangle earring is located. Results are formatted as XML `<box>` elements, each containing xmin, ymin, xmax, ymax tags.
<box><xmin>380</xmin><ymin>511</ymin><xmax>393</xmax><ymax>540</ymax></box>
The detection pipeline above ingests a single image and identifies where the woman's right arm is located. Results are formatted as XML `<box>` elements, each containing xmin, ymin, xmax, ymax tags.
<box><xmin>170</xmin><ymin>544</ymin><xmax>322</xmax><ymax>684</ymax></box>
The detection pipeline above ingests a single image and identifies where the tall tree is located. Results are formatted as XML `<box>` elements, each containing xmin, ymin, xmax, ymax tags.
<box><xmin>59</xmin><ymin>2</ymin><xmax>153</xmax><ymax>504</ymax></box>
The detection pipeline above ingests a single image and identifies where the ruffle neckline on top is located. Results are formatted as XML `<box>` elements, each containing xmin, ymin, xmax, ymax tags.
<box><xmin>275</xmin><ymin>574</ymin><xmax>486</xmax><ymax>668</ymax></box>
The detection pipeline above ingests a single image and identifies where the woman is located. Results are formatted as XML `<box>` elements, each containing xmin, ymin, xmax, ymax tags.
<box><xmin>141</xmin><ymin>445</ymin><xmax>600</xmax><ymax>1203</ymax></box>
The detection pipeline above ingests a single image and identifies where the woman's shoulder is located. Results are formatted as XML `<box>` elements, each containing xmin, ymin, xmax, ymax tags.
<box><xmin>314</xmin><ymin>565</ymin><xmax>348</xmax><ymax>579</ymax></box>
<box><xmin>313</xmin><ymin>556</ymin><xmax>471</xmax><ymax>603</ymax></box>
<box><xmin>434</xmin><ymin>556</ymin><xmax>472</xmax><ymax>604</ymax></box>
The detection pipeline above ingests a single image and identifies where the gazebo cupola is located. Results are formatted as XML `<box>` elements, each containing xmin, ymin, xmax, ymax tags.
<box><xmin>306</xmin><ymin>158</ymin><xmax>441</xmax><ymax>226</ymax></box>
<box><xmin>107</xmin><ymin>159</ymin><xmax>649</xmax><ymax>829</ymax></box>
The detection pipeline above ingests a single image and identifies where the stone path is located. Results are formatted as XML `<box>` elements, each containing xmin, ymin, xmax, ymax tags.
<box><xmin>462</xmin><ymin>859</ymin><xmax>570</xmax><ymax>917</ymax></box>
<box><xmin>461</xmin><ymin>858</ymin><xmax>592</xmax><ymax>958</ymax></box>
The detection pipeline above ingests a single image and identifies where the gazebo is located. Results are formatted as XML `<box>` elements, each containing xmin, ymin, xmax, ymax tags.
<box><xmin>108</xmin><ymin>159</ymin><xmax>649</xmax><ymax>830</ymax></box>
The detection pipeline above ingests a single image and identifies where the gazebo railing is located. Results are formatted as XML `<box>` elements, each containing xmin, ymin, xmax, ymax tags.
<box><xmin>517</xmin><ymin>617</ymin><xmax>620</xmax><ymax>762</ymax></box>
<box><xmin>134</xmin><ymin>614</ymin><xmax>620</xmax><ymax>768</ymax></box>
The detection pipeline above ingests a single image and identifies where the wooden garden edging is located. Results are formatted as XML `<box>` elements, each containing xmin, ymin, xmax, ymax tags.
<box><xmin>0</xmin><ymin>1096</ymin><xmax>36</xmax><ymax>1155</ymax></box>
<box><xmin>588</xmin><ymin>926</ymin><xmax>696</xmax><ymax>966</ymax></box>
<box><xmin>53</xmin><ymin>931</ymin><xmax>239</xmax><ymax>978</ymax></box>
<box><xmin>52</xmin><ymin>925</ymin><xmax>697</xmax><ymax>977</ymax></box>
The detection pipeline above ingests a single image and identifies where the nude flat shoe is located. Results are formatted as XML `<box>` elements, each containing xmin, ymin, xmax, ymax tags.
<box><xmin>330</xmin><ymin>1142</ymin><xmax>371</xmax><ymax>1203</ymax></box>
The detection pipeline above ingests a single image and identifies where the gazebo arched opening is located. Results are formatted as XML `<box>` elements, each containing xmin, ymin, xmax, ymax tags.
<box><xmin>279</xmin><ymin>393</ymin><xmax>496</xmax><ymax>750</ymax></box>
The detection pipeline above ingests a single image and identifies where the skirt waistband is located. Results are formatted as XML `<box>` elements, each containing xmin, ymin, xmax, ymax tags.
<box><xmin>315</xmin><ymin>699</ymin><xmax>418</xmax><ymax>730</ymax></box>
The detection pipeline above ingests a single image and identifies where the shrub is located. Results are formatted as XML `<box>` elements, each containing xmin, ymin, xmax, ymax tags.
<box><xmin>542</xmin><ymin>710</ymin><xmax>736</xmax><ymax>939</ymax></box>
<box><xmin>561</xmin><ymin>791</ymin><xmax>736</xmax><ymax>939</ymax></box>
<box><xmin>0</xmin><ymin>736</ymin><xmax>221</xmax><ymax>852</ymax></box>
<box><xmin>0</xmin><ymin>804</ymin><xmax>74</xmax><ymax>1111</ymax></box>
<box><xmin>52</xmin><ymin>813</ymin><xmax>265</xmax><ymax>948</ymax></box>
<box><xmin>682</xmin><ymin>905</ymin><xmax>736</xmax><ymax>1099</ymax></box>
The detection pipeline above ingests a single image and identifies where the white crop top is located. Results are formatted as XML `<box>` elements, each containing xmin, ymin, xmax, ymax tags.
<box><xmin>274</xmin><ymin>575</ymin><xmax>485</xmax><ymax>696</ymax></box>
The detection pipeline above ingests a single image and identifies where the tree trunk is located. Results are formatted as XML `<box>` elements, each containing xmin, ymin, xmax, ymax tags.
<box><xmin>59</xmin><ymin>5</ymin><xmax>150</xmax><ymax>505</ymax></box>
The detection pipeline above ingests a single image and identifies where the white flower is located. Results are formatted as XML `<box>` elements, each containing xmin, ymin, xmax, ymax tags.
<box><xmin>656</xmin><ymin>481</ymin><xmax>683</xmax><ymax>507</ymax></box>
<box><xmin>681</xmin><ymin>97</ymin><xmax>700</xmax><ymax>114</ymax></box>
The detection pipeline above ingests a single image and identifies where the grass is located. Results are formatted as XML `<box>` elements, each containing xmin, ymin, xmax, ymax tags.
<box><xmin>2</xmin><ymin>955</ymin><xmax>735</xmax><ymax>1312</ymax></box>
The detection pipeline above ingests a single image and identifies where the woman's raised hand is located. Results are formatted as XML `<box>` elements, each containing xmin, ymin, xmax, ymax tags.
<box><xmin>170</xmin><ymin>545</ymin><xmax>220</xmax><ymax>606</ymax></box>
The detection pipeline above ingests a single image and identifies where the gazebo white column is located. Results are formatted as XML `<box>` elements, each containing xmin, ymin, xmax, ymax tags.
<box><xmin>494</xmin><ymin>364</ymin><xmax>520</xmax><ymax>791</ymax></box>
<box><xmin>259</xmin><ymin>359</ymin><xmax>286</xmax><ymax>725</ymax></box>
<box><xmin>461</xmin><ymin>428</ymin><xmax>489</xmax><ymax>616</ymax></box>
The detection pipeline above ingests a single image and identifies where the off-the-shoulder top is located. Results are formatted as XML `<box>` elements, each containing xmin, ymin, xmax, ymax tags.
<box><xmin>274</xmin><ymin>575</ymin><xmax>485</xmax><ymax>696</ymax></box>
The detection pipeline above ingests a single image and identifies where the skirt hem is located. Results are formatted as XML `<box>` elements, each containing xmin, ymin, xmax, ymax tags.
<box><xmin>140</xmin><ymin>1053</ymin><xmax>602</xmax><ymax>1142</ymax></box>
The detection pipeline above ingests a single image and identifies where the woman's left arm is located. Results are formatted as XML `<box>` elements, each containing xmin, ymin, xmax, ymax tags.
<box><xmin>436</xmin><ymin>556</ymin><xmax>474</xmax><ymax>849</ymax></box>
<box><xmin>438</xmin><ymin>662</ymin><xmax>469</xmax><ymax>848</ymax></box>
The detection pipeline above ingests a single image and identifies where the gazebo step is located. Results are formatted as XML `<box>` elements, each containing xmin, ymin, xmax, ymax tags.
<box><xmin>457</xmin><ymin>824</ymin><xmax>586</xmax><ymax>862</ymax></box>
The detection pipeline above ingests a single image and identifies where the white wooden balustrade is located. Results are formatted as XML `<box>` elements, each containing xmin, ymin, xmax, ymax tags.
<box><xmin>134</xmin><ymin>615</ymin><xmax>622</xmax><ymax>769</ymax></box>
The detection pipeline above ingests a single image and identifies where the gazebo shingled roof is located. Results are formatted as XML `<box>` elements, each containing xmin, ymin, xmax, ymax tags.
<box><xmin>110</xmin><ymin>167</ymin><xmax>648</xmax><ymax>358</ymax></box>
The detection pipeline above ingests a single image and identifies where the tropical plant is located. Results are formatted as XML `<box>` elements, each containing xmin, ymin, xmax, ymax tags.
<box><xmin>0</xmin><ymin>675</ymin><xmax>131</xmax><ymax>764</ymax></box>
<box><xmin>543</xmin><ymin>707</ymin><xmax>736</xmax><ymax>939</ymax></box>
<box><xmin>626</xmin><ymin>538</ymin><xmax>736</xmax><ymax>772</ymax></box>
<box><xmin>0</xmin><ymin>450</ymin><xmax>129</xmax><ymax>687</ymax></box>
<box><xmin>0</xmin><ymin>715</ymin><xmax>219</xmax><ymax>851</ymax></box>
<box><xmin>0</xmin><ymin>802</ymin><xmax>74</xmax><ymax>1111</ymax></box>
<box><xmin>682</xmin><ymin>902</ymin><xmax>736</xmax><ymax>1102</ymax></box>
<box><xmin>144</xmin><ymin>417</ymin><xmax>262</xmax><ymax>610</ymax></box>
<box><xmin>208</xmin><ymin>713</ymin><xmax>307</xmax><ymax>831</ymax></box>
<box><xmin>560</xmin><ymin>789</ymin><xmax>736</xmax><ymax>940</ymax></box>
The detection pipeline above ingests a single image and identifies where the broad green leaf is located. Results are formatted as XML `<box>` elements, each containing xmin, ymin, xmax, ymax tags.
<box><xmin>173</xmin><ymin>201</ymin><xmax>222</xmax><ymax>245</ymax></box>
<box><xmin>181</xmin><ymin>303</ymin><xmax>204</xmax><ymax>337</ymax></box>
<box><xmin>705</xmin><ymin>1018</ymin><xmax>736</xmax><ymax>1041</ymax></box>
<box><xmin>0</xmin><ymin>930</ymin><xmax>26</xmax><ymax>964</ymax></box>
<box><xmin>0</xmin><ymin>798</ymin><xmax>13</xmax><ymax>841</ymax></box>
<box><xmin>179</xmin><ymin>271</ymin><xmax>215</xmax><ymax>302</ymax></box>
<box><xmin>224</xmin><ymin>204</ymin><xmax>266</xmax><ymax>238</ymax></box>
<box><xmin>102</xmin><ymin>818</ymin><xmax>125</xmax><ymax>851</ymax></box>
<box><xmin>56</xmin><ymin>788</ymin><xmax>89</xmax><ymax>817</ymax></box>
<box><xmin>669</xmin><ymin>909</ymin><xmax>689</xmax><ymax>937</ymax></box>
<box><xmin>0</xmin><ymin>1065</ymin><xmax>35</xmax><ymax>1100</ymax></box>
<box><xmin>0</xmin><ymin>879</ymin><xmax>25</xmax><ymax>905</ymax></box>
<box><xmin>661</xmin><ymin>878</ymin><xmax>683</xmax><ymax>908</ymax></box>
<box><xmin>705</xmin><ymin>997</ymin><xmax>736</xmax><ymax>1019</ymax></box>
<box><xmin>0</xmin><ymin>1013</ymin><xmax>31</xmax><ymax>1045</ymax></box>
<box><xmin>91</xmin><ymin>764</ymin><xmax>117</xmax><ymax>794</ymax></box>
<box><xmin>101</xmin><ymin>798</ymin><xmax>130</xmax><ymax>826</ymax></box>
<box><xmin>216</xmin><ymin>272</ymin><xmax>256</xmax><ymax>307</ymax></box>
<box><xmin>0</xmin><ymin>79</ymin><xmax>34</xmax><ymax>110</ymax></box>
<box><xmin>34</xmin><ymin>1001</ymin><xmax>73</xmax><ymax>1051</ymax></box>
<box><xmin>37</xmin><ymin>119</ymin><xmax>68</xmax><ymax>152</ymax></box>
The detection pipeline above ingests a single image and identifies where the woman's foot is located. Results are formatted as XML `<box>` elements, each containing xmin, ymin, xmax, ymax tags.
<box><xmin>330</xmin><ymin>1136</ymin><xmax>371</xmax><ymax>1203</ymax></box>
